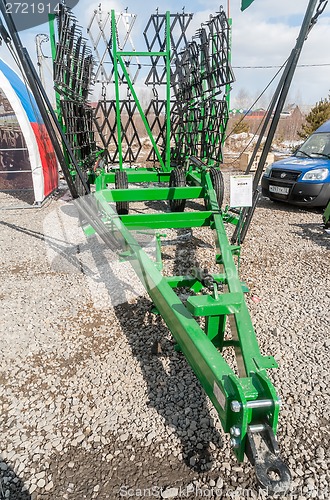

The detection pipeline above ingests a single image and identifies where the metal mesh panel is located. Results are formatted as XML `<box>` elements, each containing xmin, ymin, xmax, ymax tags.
<box><xmin>170</xmin><ymin>8</ymin><xmax>234</xmax><ymax>165</ymax></box>
<box><xmin>144</xmin><ymin>12</ymin><xmax>193</xmax><ymax>86</ymax></box>
<box><xmin>94</xmin><ymin>100</ymin><xmax>143</xmax><ymax>164</ymax></box>
<box><xmin>53</xmin><ymin>4</ymin><xmax>97</xmax><ymax>170</ymax></box>
<box><xmin>94</xmin><ymin>100</ymin><xmax>118</xmax><ymax>161</ymax></box>
<box><xmin>85</xmin><ymin>7</ymin><xmax>233</xmax><ymax>167</ymax></box>
<box><xmin>87</xmin><ymin>8</ymin><xmax>141</xmax><ymax>84</ymax></box>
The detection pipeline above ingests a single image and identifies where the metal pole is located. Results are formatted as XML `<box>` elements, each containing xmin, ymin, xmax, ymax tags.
<box><xmin>165</xmin><ymin>11</ymin><xmax>171</xmax><ymax>171</ymax></box>
<box><xmin>251</xmin><ymin>0</ymin><xmax>319</xmax><ymax>192</ymax></box>
<box><xmin>232</xmin><ymin>0</ymin><xmax>320</xmax><ymax>244</ymax></box>
<box><xmin>35</xmin><ymin>34</ymin><xmax>48</xmax><ymax>88</ymax></box>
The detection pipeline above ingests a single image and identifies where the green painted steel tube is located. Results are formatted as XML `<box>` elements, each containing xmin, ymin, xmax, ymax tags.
<box><xmin>120</xmin><ymin>211</ymin><xmax>213</xmax><ymax>229</ymax></box>
<box><xmin>116</xmin><ymin>57</ymin><xmax>166</xmax><ymax>170</ymax></box>
<box><xmin>96</xmin><ymin>170</ymin><xmax>171</xmax><ymax>185</ymax></box>
<box><xmin>102</xmin><ymin>186</ymin><xmax>204</xmax><ymax>202</ymax></box>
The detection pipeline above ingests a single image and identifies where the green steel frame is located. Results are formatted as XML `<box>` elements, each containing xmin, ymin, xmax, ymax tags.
<box><xmin>92</xmin><ymin>168</ymin><xmax>281</xmax><ymax>460</ymax></box>
<box><xmin>46</xmin><ymin>5</ymin><xmax>291</xmax><ymax>491</ymax></box>
<box><xmin>81</xmin><ymin>160</ymin><xmax>290</xmax><ymax>492</ymax></box>
<box><xmin>111</xmin><ymin>10</ymin><xmax>172</xmax><ymax>171</ymax></box>
<box><xmin>77</xmin><ymin>7</ymin><xmax>291</xmax><ymax>493</ymax></box>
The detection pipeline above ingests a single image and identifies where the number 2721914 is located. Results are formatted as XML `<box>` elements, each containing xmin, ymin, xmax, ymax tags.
<box><xmin>5</xmin><ymin>3</ymin><xmax>60</xmax><ymax>14</ymax></box>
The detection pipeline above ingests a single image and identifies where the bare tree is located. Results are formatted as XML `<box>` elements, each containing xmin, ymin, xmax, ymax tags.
<box><xmin>234</xmin><ymin>88</ymin><xmax>251</xmax><ymax>110</ymax></box>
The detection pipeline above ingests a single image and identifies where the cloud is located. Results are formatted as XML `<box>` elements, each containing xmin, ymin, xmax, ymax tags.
<box><xmin>2</xmin><ymin>0</ymin><xmax>329</xmax><ymax>108</ymax></box>
<box><xmin>227</xmin><ymin>0</ymin><xmax>330</xmax><ymax>105</ymax></box>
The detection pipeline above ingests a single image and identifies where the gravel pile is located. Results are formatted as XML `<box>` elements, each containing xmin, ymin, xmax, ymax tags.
<box><xmin>0</xmin><ymin>179</ymin><xmax>329</xmax><ymax>500</ymax></box>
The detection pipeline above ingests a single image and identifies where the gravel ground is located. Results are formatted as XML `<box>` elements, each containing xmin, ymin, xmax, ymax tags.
<box><xmin>0</xmin><ymin>178</ymin><xmax>329</xmax><ymax>500</ymax></box>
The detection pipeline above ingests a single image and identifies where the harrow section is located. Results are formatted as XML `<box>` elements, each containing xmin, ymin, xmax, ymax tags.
<box><xmin>1</xmin><ymin>0</ymin><xmax>326</xmax><ymax>494</ymax></box>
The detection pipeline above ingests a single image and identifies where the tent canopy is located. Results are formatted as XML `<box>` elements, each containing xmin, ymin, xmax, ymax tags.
<box><xmin>0</xmin><ymin>58</ymin><xmax>58</xmax><ymax>202</ymax></box>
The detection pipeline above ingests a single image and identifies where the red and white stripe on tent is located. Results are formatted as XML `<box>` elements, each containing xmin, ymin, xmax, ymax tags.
<box><xmin>0</xmin><ymin>58</ymin><xmax>58</xmax><ymax>202</ymax></box>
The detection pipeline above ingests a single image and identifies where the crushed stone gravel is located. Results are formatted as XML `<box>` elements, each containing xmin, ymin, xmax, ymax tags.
<box><xmin>0</xmin><ymin>179</ymin><xmax>329</xmax><ymax>499</ymax></box>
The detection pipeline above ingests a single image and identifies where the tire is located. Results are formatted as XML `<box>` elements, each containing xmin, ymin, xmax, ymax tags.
<box><xmin>74</xmin><ymin>170</ymin><xmax>90</xmax><ymax>198</ymax></box>
<box><xmin>115</xmin><ymin>170</ymin><xmax>129</xmax><ymax>215</ymax></box>
<box><xmin>169</xmin><ymin>168</ymin><xmax>186</xmax><ymax>212</ymax></box>
<box><xmin>204</xmin><ymin>167</ymin><xmax>224</xmax><ymax>209</ymax></box>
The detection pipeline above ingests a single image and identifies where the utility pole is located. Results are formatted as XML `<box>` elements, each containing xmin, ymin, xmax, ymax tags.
<box><xmin>35</xmin><ymin>34</ymin><xmax>49</xmax><ymax>89</ymax></box>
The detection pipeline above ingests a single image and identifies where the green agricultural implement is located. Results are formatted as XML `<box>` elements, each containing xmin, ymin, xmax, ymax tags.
<box><xmin>82</xmin><ymin>165</ymin><xmax>291</xmax><ymax>494</ymax></box>
<box><xmin>0</xmin><ymin>0</ymin><xmax>327</xmax><ymax>494</ymax></box>
<box><xmin>51</xmin><ymin>4</ymin><xmax>292</xmax><ymax>493</ymax></box>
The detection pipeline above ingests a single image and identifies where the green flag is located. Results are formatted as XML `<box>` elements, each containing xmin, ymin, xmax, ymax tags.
<box><xmin>241</xmin><ymin>0</ymin><xmax>254</xmax><ymax>10</ymax></box>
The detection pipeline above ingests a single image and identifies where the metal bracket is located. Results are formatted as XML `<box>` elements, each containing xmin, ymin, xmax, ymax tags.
<box><xmin>246</xmin><ymin>423</ymin><xmax>291</xmax><ymax>495</ymax></box>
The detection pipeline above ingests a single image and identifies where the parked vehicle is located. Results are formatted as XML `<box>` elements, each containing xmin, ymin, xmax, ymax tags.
<box><xmin>261</xmin><ymin>119</ymin><xmax>330</xmax><ymax>207</ymax></box>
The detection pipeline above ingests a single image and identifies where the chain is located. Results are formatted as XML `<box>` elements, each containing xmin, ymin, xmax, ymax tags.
<box><xmin>315</xmin><ymin>0</ymin><xmax>328</xmax><ymax>17</ymax></box>
<box><xmin>152</xmin><ymin>85</ymin><xmax>159</xmax><ymax>100</ymax></box>
<box><xmin>309</xmin><ymin>0</ymin><xmax>328</xmax><ymax>32</ymax></box>
<box><xmin>101</xmin><ymin>82</ymin><xmax>107</xmax><ymax>100</ymax></box>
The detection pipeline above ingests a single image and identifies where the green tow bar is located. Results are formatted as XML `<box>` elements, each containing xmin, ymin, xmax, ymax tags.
<box><xmin>80</xmin><ymin>163</ymin><xmax>291</xmax><ymax>494</ymax></box>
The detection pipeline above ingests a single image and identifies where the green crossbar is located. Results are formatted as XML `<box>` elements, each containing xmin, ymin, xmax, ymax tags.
<box><xmin>95</xmin><ymin>170</ymin><xmax>171</xmax><ymax>190</ymax></box>
<box><xmin>186</xmin><ymin>292</ymin><xmax>242</xmax><ymax>316</ymax></box>
<box><xmin>120</xmin><ymin>211</ymin><xmax>213</xmax><ymax>229</ymax></box>
<box><xmin>102</xmin><ymin>186</ymin><xmax>205</xmax><ymax>202</ymax></box>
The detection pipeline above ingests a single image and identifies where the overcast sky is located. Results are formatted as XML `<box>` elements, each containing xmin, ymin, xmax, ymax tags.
<box><xmin>3</xmin><ymin>0</ymin><xmax>330</xmax><ymax>108</ymax></box>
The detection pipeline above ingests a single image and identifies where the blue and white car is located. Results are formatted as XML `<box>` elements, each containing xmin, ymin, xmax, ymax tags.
<box><xmin>261</xmin><ymin>119</ymin><xmax>330</xmax><ymax>207</ymax></box>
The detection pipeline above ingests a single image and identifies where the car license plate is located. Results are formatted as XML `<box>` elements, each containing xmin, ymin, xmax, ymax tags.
<box><xmin>269</xmin><ymin>185</ymin><xmax>289</xmax><ymax>195</ymax></box>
